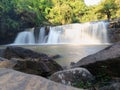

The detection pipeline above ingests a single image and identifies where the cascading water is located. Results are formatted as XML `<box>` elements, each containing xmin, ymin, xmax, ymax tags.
<box><xmin>13</xmin><ymin>21</ymin><xmax>109</xmax><ymax>45</ymax></box>
<box><xmin>47</xmin><ymin>21</ymin><xmax>109</xmax><ymax>44</ymax></box>
<box><xmin>14</xmin><ymin>28</ymin><xmax>35</xmax><ymax>44</ymax></box>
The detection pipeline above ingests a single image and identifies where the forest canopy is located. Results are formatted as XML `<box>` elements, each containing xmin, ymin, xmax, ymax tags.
<box><xmin>0</xmin><ymin>0</ymin><xmax>120</xmax><ymax>30</ymax></box>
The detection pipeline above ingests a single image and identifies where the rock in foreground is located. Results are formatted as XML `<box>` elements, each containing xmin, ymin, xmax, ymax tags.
<box><xmin>50</xmin><ymin>68</ymin><xmax>94</xmax><ymax>86</ymax></box>
<box><xmin>0</xmin><ymin>68</ymin><xmax>82</xmax><ymax>90</ymax></box>
<box><xmin>2</xmin><ymin>46</ymin><xmax>63</xmax><ymax>77</ymax></box>
<box><xmin>74</xmin><ymin>42</ymin><xmax>120</xmax><ymax>77</ymax></box>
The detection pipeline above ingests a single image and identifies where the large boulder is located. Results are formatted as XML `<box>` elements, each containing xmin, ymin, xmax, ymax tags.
<box><xmin>11</xmin><ymin>58</ymin><xmax>62</xmax><ymax>77</ymax></box>
<box><xmin>2</xmin><ymin>46</ymin><xmax>63</xmax><ymax>77</ymax></box>
<box><xmin>0</xmin><ymin>68</ymin><xmax>82</xmax><ymax>90</ymax></box>
<box><xmin>74</xmin><ymin>42</ymin><xmax>120</xmax><ymax>77</ymax></box>
<box><xmin>50</xmin><ymin>68</ymin><xmax>94</xmax><ymax>87</ymax></box>
<box><xmin>3</xmin><ymin>46</ymin><xmax>49</xmax><ymax>59</ymax></box>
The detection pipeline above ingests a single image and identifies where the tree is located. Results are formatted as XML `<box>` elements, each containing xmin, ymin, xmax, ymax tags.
<box><xmin>95</xmin><ymin>0</ymin><xmax>118</xmax><ymax>20</ymax></box>
<box><xmin>15</xmin><ymin>0</ymin><xmax>53</xmax><ymax>26</ymax></box>
<box><xmin>115</xmin><ymin>0</ymin><xmax>120</xmax><ymax>17</ymax></box>
<box><xmin>47</xmin><ymin>0</ymin><xmax>87</xmax><ymax>25</ymax></box>
<box><xmin>0</xmin><ymin>0</ymin><xmax>20</xmax><ymax>31</ymax></box>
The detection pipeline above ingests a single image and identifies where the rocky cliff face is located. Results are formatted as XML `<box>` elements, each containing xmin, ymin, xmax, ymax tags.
<box><xmin>108</xmin><ymin>18</ymin><xmax>120</xmax><ymax>43</ymax></box>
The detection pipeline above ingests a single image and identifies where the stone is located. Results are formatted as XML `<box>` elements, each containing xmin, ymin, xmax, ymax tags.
<box><xmin>108</xmin><ymin>18</ymin><xmax>120</xmax><ymax>43</ymax></box>
<box><xmin>109</xmin><ymin>18</ymin><xmax>120</xmax><ymax>28</ymax></box>
<box><xmin>3</xmin><ymin>46</ymin><xmax>49</xmax><ymax>59</ymax></box>
<box><xmin>0</xmin><ymin>68</ymin><xmax>82</xmax><ymax>90</ymax></box>
<box><xmin>108</xmin><ymin>28</ymin><xmax>120</xmax><ymax>43</ymax></box>
<box><xmin>11</xmin><ymin>58</ymin><xmax>63</xmax><ymax>77</ymax></box>
<box><xmin>0</xmin><ymin>57</ymin><xmax>16</xmax><ymax>68</ymax></box>
<box><xmin>49</xmin><ymin>54</ymin><xmax>61</xmax><ymax>59</ymax></box>
<box><xmin>2</xmin><ymin>46</ymin><xmax>63</xmax><ymax>77</ymax></box>
<box><xmin>74</xmin><ymin>42</ymin><xmax>120</xmax><ymax>77</ymax></box>
<box><xmin>50</xmin><ymin>68</ymin><xmax>94</xmax><ymax>86</ymax></box>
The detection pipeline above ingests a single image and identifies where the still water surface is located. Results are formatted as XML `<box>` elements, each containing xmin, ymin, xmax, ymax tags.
<box><xmin>1</xmin><ymin>44</ymin><xmax>109</xmax><ymax>67</ymax></box>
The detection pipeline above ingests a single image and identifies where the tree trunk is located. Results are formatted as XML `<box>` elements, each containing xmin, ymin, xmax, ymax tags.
<box><xmin>107</xmin><ymin>11</ymin><xmax>111</xmax><ymax>21</ymax></box>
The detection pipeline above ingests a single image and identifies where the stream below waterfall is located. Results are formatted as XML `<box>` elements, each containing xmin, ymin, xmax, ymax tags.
<box><xmin>1</xmin><ymin>44</ymin><xmax>109</xmax><ymax>67</ymax></box>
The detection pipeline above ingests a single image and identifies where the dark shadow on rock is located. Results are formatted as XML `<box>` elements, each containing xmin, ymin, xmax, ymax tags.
<box><xmin>12</xmin><ymin>58</ymin><xmax>63</xmax><ymax>77</ymax></box>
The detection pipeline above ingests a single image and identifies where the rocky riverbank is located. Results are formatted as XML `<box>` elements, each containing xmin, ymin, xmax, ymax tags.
<box><xmin>73</xmin><ymin>41</ymin><xmax>120</xmax><ymax>89</ymax></box>
<box><xmin>0</xmin><ymin>46</ymin><xmax>63</xmax><ymax>77</ymax></box>
<box><xmin>0</xmin><ymin>42</ymin><xmax>120</xmax><ymax>90</ymax></box>
<box><xmin>108</xmin><ymin>18</ymin><xmax>120</xmax><ymax>43</ymax></box>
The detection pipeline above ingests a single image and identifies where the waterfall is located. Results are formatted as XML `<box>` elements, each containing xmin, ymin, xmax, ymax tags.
<box><xmin>13</xmin><ymin>21</ymin><xmax>109</xmax><ymax>45</ymax></box>
<box><xmin>47</xmin><ymin>27</ymin><xmax>62</xmax><ymax>44</ymax></box>
<box><xmin>14</xmin><ymin>28</ymin><xmax>35</xmax><ymax>44</ymax></box>
<box><xmin>47</xmin><ymin>21</ymin><xmax>109</xmax><ymax>44</ymax></box>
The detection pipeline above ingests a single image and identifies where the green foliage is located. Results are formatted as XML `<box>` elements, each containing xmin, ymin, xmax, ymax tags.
<box><xmin>73</xmin><ymin>81</ymin><xmax>93</xmax><ymax>89</ymax></box>
<box><xmin>47</xmin><ymin>0</ymin><xmax>87</xmax><ymax>25</ymax></box>
<box><xmin>96</xmin><ymin>73</ymin><xmax>111</xmax><ymax>82</ymax></box>
<box><xmin>0</xmin><ymin>0</ymin><xmax>120</xmax><ymax>30</ymax></box>
<box><xmin>94</xmin><ymin>0</ymin><xmax>118</xmax><ymax>20</ymax></box>
<box><xmin>0</xmin><ymin>0</ymin><xmax>20</xmax><ymax>31</ymax></box>
<box><xmin>73</xmin><ymin>72</ymin><xmax>112</xmax><ymax>89</ymax></box>
<box><xmin>15</xmin><ymin>0</ymin><xmax>53</xmax><ymax>26</ymax></box>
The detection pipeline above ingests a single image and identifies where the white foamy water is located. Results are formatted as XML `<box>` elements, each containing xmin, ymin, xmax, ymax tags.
<box><xmin>14</xmin><ymin>21</ymin><xmax>109</xmax><ymax>45</ymax></box>
<box><xmin>14</xmin><ymin>31</ymin><xmax>35</xmax><ymax>44</ymax></box>
<box><xmin>47</xmin><ymin>21</ymin><xmax>108</xmax><ymax>44</ymax></box>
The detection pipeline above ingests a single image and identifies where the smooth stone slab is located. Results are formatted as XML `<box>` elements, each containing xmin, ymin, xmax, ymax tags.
<box><xmin>0</xmin><ymin>68</ymin><xmax>83</xmax><ymax>90</ymax></box>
